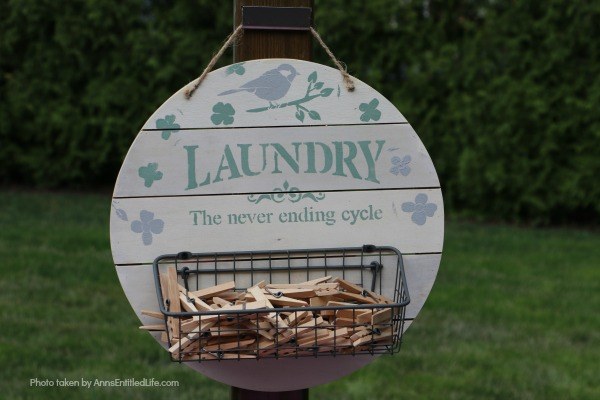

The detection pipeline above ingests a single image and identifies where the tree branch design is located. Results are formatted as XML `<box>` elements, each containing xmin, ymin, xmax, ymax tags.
<box><xmin>246</xmin><ymin>71</ymin><xmax>333</xmax><ymax>122</ymax></box>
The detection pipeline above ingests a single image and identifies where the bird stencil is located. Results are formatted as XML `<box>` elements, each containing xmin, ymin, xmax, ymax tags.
<box><xmin>219</xmin><ymin>64</ymin><xmax>299</xmax><ymax>105</ymax></box>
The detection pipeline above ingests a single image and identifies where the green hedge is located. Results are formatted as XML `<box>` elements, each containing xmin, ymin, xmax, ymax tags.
<box><xmin>1</xmin><ymin>0</ymin><xmax>598</xmax><ymax>224</ymax></box>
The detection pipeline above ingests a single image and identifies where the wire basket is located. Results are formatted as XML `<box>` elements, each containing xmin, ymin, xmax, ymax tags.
<box><xmin>153</xmin><ymin>245</ymin><xmax>410</xmax><ymax>362</ymax></box>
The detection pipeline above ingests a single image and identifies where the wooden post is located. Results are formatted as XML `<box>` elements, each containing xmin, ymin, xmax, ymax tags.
<box><xmin>231</xmin><ymin>387</ymin><xmax>309</xmax><ymax>400</ymax></box>
<box><xmin>231</xmin><ymin>1</ymin><xmax>313</xmax><ymax>398</ymax></box>
<box><xmin>233</xmin><ymin>0</ymin><xmax>314</xmax><ymax>62</ymax></box>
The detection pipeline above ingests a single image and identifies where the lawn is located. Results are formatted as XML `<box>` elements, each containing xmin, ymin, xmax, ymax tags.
<box><xmin>0</xmin><ymin>191</ymin><xmax>597</xmax><ymax>399</ymax></box>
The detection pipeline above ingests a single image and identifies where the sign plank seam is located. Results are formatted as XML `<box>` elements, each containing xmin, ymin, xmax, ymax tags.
<box><xmin>112</xmin><ymin>186</ymin><xmax>442</xmax><ymax>200</ymax></box>
<box><xmin>141</xmin><ymin>122</ymin><xmax>410</xmax><ymax>132</ymax></box>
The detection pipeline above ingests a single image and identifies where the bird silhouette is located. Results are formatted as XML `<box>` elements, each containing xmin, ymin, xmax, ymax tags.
<box><xmin>219</xmin><ymin>64</ymin><xmax>299</xmax><ymax>103</ymax></box>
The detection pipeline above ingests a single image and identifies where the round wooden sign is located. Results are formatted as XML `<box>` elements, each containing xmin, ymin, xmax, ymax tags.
<box><xmin>110</xmin><ymin>59</ymin><xmax>443</xmax><ymax>391</ymax></box>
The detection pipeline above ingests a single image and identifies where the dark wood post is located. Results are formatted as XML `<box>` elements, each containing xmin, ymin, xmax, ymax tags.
<box><xmin>231</xmin><ymin>1</ymin><xmax>313</xmax><ymax>398</ymax></box>
<box><xmin>231</xmin><ymin>386</ymin><xmax>309</xmax><ymax>400</ymax></box>
<box><xmin>233</xmin><ymin>0</ymin><xmax>314</xmax><ymax>62</ymax></box>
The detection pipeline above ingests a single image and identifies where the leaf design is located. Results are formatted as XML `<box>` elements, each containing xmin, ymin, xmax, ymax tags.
<box><xmin>321</xmin><ymin>88</ymin><xmax>334</xmax><ymax>97</ymax></box>
<box><xmin>115</xmin><ymin>209</ymin><xmax>128</xmax><ymax>221</ymax></box>
<box><xmin>308</xmin><ymin>110</ymin><xmax>321</xmax><ymax>120</ymax></box>
<box><xmin>295</xmin><ymin>109</ymin><xmax>305</xmax><ymax>122</ymax></box>
<box><xmin>308</xmin><ymin>71</ymin><xmax>317</xmax><ymax>83</ymax></box>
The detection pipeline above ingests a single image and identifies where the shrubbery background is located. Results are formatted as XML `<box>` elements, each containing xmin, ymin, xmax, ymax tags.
<box><xmin>1</xmin><ymin>0</ymin><xmax>598</xmax><ymax>224</ymax></box>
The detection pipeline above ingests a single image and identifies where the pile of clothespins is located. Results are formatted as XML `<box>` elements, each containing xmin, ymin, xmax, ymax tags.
<box><xmin>140</xmin><ymin>267</ymin><xmax>396</xmax><ymax>360</ymax></box>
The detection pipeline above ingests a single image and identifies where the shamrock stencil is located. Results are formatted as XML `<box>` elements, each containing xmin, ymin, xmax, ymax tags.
<box><xmin>359</xmin><ymin>98</ymin><xmax>382</xmax><ymax>122</ymax></box>
<box><xmin>155</xmin><ymin>114</ymin><xmax>180</xmax><ymax>140</ymax></box>
<box><xmin>211</xmin><ymin>102</ymin><xmax>235</xmax><ymax>126</ymax></box>
<box><xmin>225</xmin><ymin>62</ymin><xmax>245</xmax><ymax>76</ymax></box>
<box><xmin>390</xmin><ymin>155</ymin><xmax>411</xmax><ymax>176</ymax></box>
<box><xmin>401</xmin><ymin>194</ymin><xmax>437</xmax><ymax>225</ymax></box>
<box><xmin>131</xmin><ymin>210</ymin><xmax>164</xmax><ymax>245</ymax></box>
<box><xmin>138</xmin><ymin>162</ymin><xmax>163</xmax><ymax>188</ymax></box>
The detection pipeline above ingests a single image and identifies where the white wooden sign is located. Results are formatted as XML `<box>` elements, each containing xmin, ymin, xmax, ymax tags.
<box><xmin>110</xmin><ymin>59</ymin><xmax>444</xmax><ymax>391</ymax></box>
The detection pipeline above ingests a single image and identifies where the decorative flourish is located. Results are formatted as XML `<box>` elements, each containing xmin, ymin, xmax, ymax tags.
<box><xmin>390</xmin><ymin>155</ymin><xmax>411</xmax><ymax>176</ymax></box>
<box><xmin>246</xmin><ymin>71</ymin><xmax>333</xmax><ymax>123</ymax></box>
<box><xmin>225</xmin><ymin>62</ymin><xmax>246</xmax><ymax>76</ymax></box>
<box><xmin>138</xmin><ymin>162</ymin><xmax>163</xmax><ymax>188</ymax></box>
<box><xmin>211</xmin><ymin>102</ymin><xmax>235</xmax><ymax>125</ymax></box>
<box><xmin>131</xmin><ymin>210</ymin><xmax>164</xmax><ymax>245</ymax></box>
<box><xmin>359</xmin><ymin>98</ymin><xmax>382</xmax><ymax>122</ymax></box>
<box><xmin>155</xmin><ymin>114</ymin><xmax>180</xmax><ymax>140</ymax></box>
<box><xmin>247</xmin><ymin>181</ymin><xmax>326</xmax><ymax>204</ymax></box>
<box><xmin>401</xmin><ymin>194</ymin><xmax>437</xmax><ymax>225</ymax></box>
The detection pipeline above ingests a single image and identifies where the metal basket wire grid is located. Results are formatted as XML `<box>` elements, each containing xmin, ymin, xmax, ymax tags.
<box><xmin>153</xmin><ymin>245</ymin><xmax>410</xmax><ymax>362</ymax></box>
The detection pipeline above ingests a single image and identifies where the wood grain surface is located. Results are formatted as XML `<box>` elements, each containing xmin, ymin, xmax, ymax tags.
<box><xmin>234</xmin><ymin>0</ymin><xmax>314</xmax><ymax>62</ymax></box>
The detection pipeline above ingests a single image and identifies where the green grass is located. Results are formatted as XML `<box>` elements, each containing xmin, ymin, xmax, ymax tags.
<box><xmin>0</xmin><ymin>191</ymin><xmax>598</xmax><ymax>399</ymax></box>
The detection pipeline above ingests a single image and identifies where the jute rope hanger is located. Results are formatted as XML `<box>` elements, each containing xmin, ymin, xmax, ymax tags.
<box><xmin>184</xmin><ymin>25</ymin><xmax>355</xmax><ymax>99</ymax></box>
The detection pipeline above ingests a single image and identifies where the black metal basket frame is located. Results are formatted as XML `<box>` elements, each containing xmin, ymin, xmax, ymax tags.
<box><xmin>153</xmin><ymin>245</ymin><xmax>410</xmax><ymax>362</ymax></box>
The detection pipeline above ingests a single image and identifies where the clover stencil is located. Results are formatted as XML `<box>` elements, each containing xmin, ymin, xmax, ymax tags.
<box><xmin>131</xmin><ymin>210</ymin><xmax>164</xmax><ymax>245</ymax></box>
<box><xmin>225</xmin><ymin>62</ymin><xmax>246</xmax><ymax>76</ymax></box>
<box><xmin>211</xmin><ymin>102</ymin><xmax>235</xmax><ymax>126</ymax></box>
<box><xmin>401</xmin><ymin>194</ymin><xmax>437</xmax><ymax>225</ymax></box>
<box><xmin>359</xmin><ymin>98</ymin><xmax>382</xmax><ymax>122</ymax></box>
<box><xmin>155</xmin><ymin>114</ymin><xmax>180</xmax><ymax>140</ymax></box>
<box><xmin>138</xmin><ymin>162</ymin><xmax>163</xmax><ymax>188</ymax></box>
<box><xmin>390</xmin><ymin>155</ymin><xmax>411</xmax><ymax>176</ymax></box>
